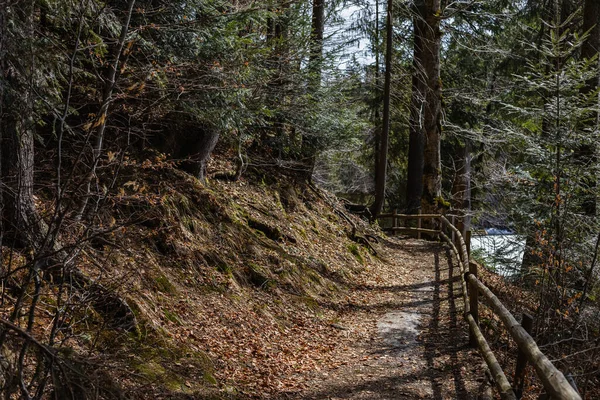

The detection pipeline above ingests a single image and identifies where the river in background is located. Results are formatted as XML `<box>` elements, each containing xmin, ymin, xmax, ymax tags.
<box><xmin>470</xmin><ymin>232</ymin><xmax>527</xmax><ymax>278</ymax></box>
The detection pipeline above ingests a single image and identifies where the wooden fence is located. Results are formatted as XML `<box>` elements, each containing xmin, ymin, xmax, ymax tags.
<box><xmin>377</xmin><ymin>212</ymin><xmax>582</xmax><ymax>400</ymax></box>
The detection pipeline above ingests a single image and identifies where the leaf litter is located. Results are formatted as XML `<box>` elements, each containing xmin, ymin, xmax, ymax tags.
<box><xmin>17</xmin><ymin>161</ymin><xmax>492</xmax><ymax>399</ymax></box>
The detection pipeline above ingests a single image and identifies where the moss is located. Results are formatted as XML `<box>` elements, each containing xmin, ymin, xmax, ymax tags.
<box><xmin>154</xmin><ymin>274</ymin><xmax>177</xmax><ymax>294</ymax></box>
<box><xmin>272</xmin><ymin>191</ymin><xmax>285</xmax><ymax>212</ymax></box>
<box><xmin>247</xmin><ymin>218</ymin><xmax>283</xmax><ymax>242</ymax></box>
<box><xmin>163</xmin><ymin>309</ymin><xmax>183</xmax><ymax>325</ymax></box>
<box><xmin>347</xmin><ymin>244</ymin><xmax>364</xmax><ymax>264</ymax></box>
<box><xmin>251</xmin><ymin>228</ymin><xmax>267</xmax><ymax>239</ymax></box>
<box><xmin>305</xmin><ymin>269</ymin><xmax>323</xmax><ymax>284</ymax></box>
<box><xmin>125</xmin><ymin>330</ymin><xmax>215</xmax><ymax>394</ymax></box>
<box><xmin>125</xmin><ymin>295</ymin><xmax>142</xmax><ymax>315</ymax></box>
<box><xmin>325</xmin><ymin>213</ymin><xmax>338</xmax><ymax>222</ymax></box>
<box><xmin>136</xmin><ymin>360</ymin><xmax>166</xmax><ymax>381</ymax></box>
<box><xmin>204</xmin><ymin>251</ymin><xmax>233</xmax><ymax>275</ymax></box>
<box><xmin>161</xmin><ymin>192</ymin><xmax>194</xmax><ymax>220</ymax></box>
<box><xmin>203</xmin><ymin>371</ymin><xmax>218</xmax><ymax>385</ymax></box>
<box><xmin>135</xmin><ymin>360</ymin><xmax>197</xmax><ymax>394</ymax></box>
<box><xmin>217</xmin><ymin>263</ymin><xmax>232</xmax><ymax>275</ymax></box>
<box><xmin>297</xmin><ymin>227</ymin><xmax>308</xmax><ymax>240</ymax></box>
<box><xmin>229</xmin><ymin>203</ymin><xmax>250</xmax><ymax>224</ymax></box>
<box><xmin>181</xmin><ymin>215</ymin><xmax>203</xmax><ymax>234</ymax></box>
<box><xmin>435</xmin><ymin>196</ymin><xmax>451</xmax><ymax>209</ymax></box>
<box><xmin>248</xmin><ymin>263</ymin><xmax>275</xmax><ymax>289</ymax></box>
<box><xmin>299</xmin><ymin>295</ymin><xmax>319</xmax><ymax>311</ymax></box>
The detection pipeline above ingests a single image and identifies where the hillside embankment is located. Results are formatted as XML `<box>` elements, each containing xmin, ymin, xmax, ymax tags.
<box><xmin>2</xmin><ymin>155</ymin><xmax>489</xmax><ymax>399</ymax></box>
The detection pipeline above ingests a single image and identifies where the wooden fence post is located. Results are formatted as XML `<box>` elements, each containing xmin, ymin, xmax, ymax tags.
<box><xmin>451</xmin><ymin>215</ymin><xmax>456</xmax><ymax>245</ymax></box>
<box><xmin>466</xmin><ymin>230</ymin><xmax>472</xmax><ymax>257</ymax></box>
<box><xmin>514</xmin><ymin>313</ymin><xmax>534</xmax><ymax>399</ymax></box>
<box><xmin>417</xmin><ymin>211</ymin><xmax>422</xmax><ymax>240</ymax></box>
<box><xmin>469</xmin><ymin>260</ymin><xmax>479</xmax><ymax>347</ymax></box>
<box><xmin>393</xmin><ymin>209</ymin><xmax>398</xmax><ymax>230</ymax></box>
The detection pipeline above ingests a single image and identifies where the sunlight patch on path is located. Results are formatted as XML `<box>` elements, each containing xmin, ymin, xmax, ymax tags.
<box><xmin>377</xmin><ymin>311</ymin><xmax>422</xmax><ymax>349</ymax></box>
<box><xmin>289</xmin><ymin>239</ymin><xmax>485</xmax><ymax>400</ymax></box>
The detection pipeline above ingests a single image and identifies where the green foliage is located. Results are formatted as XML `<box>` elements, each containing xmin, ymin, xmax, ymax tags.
<box><xmin>4</xmin><ymin>0</ymin><xmax>600</xmax><ymax>397</ymax></box>
<box><xmin>347</xmin><ymin>243</ymin><xmax>364</xmax><ymax>264</ymax></box>
<box><xmin>486</xmin><ymin>11</ymin><xmax>598</xmax><ymax>239</ymax></box>
<box><xmin>154</xmin><ymin>275</ymin><xmax>177</xmax><ymax>294</ymax></box>
<box><xmin>457</xmin><ymin>7</ymin><xmax>600</xmax><ymax>380</ymax></box>
<box><xmin>163</xmin><ymin>309</ymin><xmax>183</xmax><ymax>325</ymax></box>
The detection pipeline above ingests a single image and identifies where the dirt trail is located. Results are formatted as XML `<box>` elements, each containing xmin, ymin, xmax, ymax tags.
<box><xmin>289</xmin><ymin>237</ymin><xmax>490</xmax><ymax>400</ymax></box>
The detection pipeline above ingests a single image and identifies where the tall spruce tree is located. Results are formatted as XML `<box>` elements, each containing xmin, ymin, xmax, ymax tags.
<box><xmin>418</xmin><ymin>0</ymin><xmax>443</xmax><ymax>214</ymax></box>
<box><xmin>372</xmin><ymin>0</ymin><xmax>393</xmax><ymax>217</ymax></box>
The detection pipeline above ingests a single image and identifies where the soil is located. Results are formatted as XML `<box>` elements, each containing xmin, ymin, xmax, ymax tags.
<box><xmin>285</xmin><ymin>237</ymin><xmax>491</xmax><ymax>400</ymax></box>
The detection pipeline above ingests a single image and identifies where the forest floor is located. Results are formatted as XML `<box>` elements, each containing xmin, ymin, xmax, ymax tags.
<box><xmin>279</xmin><ymin>237</ymin><xmax>491</xmax><ymax>400</ymax></box>
<box><xmin>12</xmin><ymin>159</ymin><xmax>499</xmax><ymax>399</ymax></box>
<box><xmin>5</xmin><ymin>156</ymin><xmax>594</xmax><ymax>399</ymax></box>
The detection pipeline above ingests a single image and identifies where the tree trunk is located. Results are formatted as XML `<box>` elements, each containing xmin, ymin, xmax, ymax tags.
<box><xmin>0</xmin><ymin>2</ymin><xmax>138</xmax><ymax>335</ymax></box>
<box><xmin>0</xmin><ymin>96</ymin><xmax>47</xmax><ymax>251</ymax></box>
<box><xmin>0</xmin><ymin>6</ymin><xmax>4</xmax><ymax>257</ymax></box>
<box><xmin>264</xmin><ymin>1</ymin><xmax>292</xmax><ymax>162</ymax></box>
<box><xmin>371</xmin><ymin>0</ymin><xmax>393</xmax><ymax>218</ymax></box>
<box><xmin>309</xmin><ymin>0</ymin><xmax>325</xmax><ymax>86</ymax></box>
<box><xmin>0</xmin><ymin>1</ymin><xmax>48</xmax><ymax>252</ymax></box>
<box><xmin>578</xmin><ymin>0</ymin><xmax>599</xmax><ymax>216</ymax></box>
<box><xmin>451</xmin><ymin>142</ymin><xmax>471</xmax><ymax>237</ymax></box>
<box><xmin>419</xmin><ymin>0</ymin><xmax>443</xmax><ymax>214</ymax></box>
<box><xmin>406</xmin><ymin>10</ymin><xmax>425</xmax><ymax>214</ymax></box>
<box><xmin>581</xmin><ymin>0</ymin><xmax>599</xmax><ymax>61</ymax></box>
<box><xmin>373</xmin><ymin>0</ymin><xmax>381</xmax><ymax>188</ymax></box>
<box><xmin>301</xmin><ymin>0</ymin><xmax>326</xmax><ymax>180</ymax></box>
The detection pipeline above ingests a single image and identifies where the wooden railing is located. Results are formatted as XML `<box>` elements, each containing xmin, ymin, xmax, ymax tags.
<box><xmin>377</xmin><ymin>211</ymin><xmax>441</xmax><ymax>239</ymax></box>
<box><xmin>377</xmin><ymin>212</ymin><xmax>582</xmax><ymax>400</ymax></box>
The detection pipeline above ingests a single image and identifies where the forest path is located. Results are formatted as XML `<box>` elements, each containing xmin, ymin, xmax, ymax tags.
<box><xmin>288</xmin><ymin>238</ymin><xmax>489</xmax><ymax>400</ymax></box>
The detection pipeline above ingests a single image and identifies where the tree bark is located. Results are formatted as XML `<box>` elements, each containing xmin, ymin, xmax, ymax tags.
<box><xmin>0</xmin><ymin>0</ymin><xmax>48</xmax><ymax>252</ymax></box>
<box><xmin>309</xmin><ymin>0</ymin><xmax>325</xmax><ymax>86</ymax></box>
<box><xmin>0</xmin><ymin>1</ymin><xmax>138</xmax><ymax>335</ymax></box>
<box><xmin>301</xmin><ymin>0</ymin><xmax>326</xmax><ymax>179</ymax></box>
<box><xmin>373</xmin><ymin>0</ymin><xmax>381</xmax><ymax>190</ymax></box>
<box><xmin>419</xmin><ymin>0</ymin><xmax>443</xmax><ymax>214</ymax></box>
<box><xmin>406</xmin><ymin>9</ymin><xmax>425</xmax><ymax>214</ymax></box>
<box><xmin>371</xmin><ymin>0</ymin><xmax>393</xmax><ymax>218</ymax></box>
<box><xmin>578</xmin><ymin>0</ymin><xmax>600</xmax><ymax>216</ymax></box>
<box><xmin>451</xmin><ymin>141</ymin><xmax>471</xmax><ymax>237</ymax></box>
<box><xmin>581</xmin><ymin>0</ymin><xmax>599</xmax><ymax>63</ymax></box>
<box><xmin>0</xmin><ymin>92</ymin><xmax>47</xmax><ymax>250</ymax></box>
<box><xmin>0</xmin><ymin>5</ymin><xmax>4</xmax><ymax>258</ymax></box>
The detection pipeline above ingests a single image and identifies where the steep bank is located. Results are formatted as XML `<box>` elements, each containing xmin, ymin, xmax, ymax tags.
<box><xmin>99</xmin><ymin>160</ymin><xmax>385</xmax><ymax>399</ymax></box>
<box><xmin>2</xmin><ymin>155</ymin><xmax>387</xmax><ymax>399</ymax></box>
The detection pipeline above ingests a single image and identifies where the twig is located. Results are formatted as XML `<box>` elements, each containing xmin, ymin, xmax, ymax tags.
<box><xmin>0</xmin><ymin>318</ymin><xmax>56</xmax><ymax>360</ymax></box>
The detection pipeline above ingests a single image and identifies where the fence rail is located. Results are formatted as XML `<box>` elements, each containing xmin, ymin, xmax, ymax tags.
<box><xmin>377</xmin><ymin>212</ymin><xmax>582</xmax><ymax>400</ymax></box>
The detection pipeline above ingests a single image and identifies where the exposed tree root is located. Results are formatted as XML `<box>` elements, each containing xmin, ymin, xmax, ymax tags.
<box><xmin>308</xmin><ymin>183</ymin><xmax>379</xmax><ymax>256</ymax></box>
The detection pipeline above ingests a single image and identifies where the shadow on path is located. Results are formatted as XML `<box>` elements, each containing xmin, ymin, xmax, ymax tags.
<box><xmin>288</xmin><ymin>240</ymin><xmax>483</xmax><ymax>400</ymax></box>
